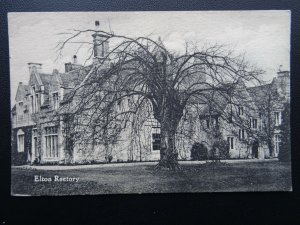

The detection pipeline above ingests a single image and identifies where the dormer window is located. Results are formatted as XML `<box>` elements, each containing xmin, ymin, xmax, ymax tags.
<box><xmin>53</xmin><ymin>92</ymin><xmax>59</xmax><ymax>109</ymax></box>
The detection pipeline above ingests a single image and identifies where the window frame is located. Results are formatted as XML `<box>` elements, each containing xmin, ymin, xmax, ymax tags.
<box><xmin>238</xmin><ymin>129</ymin><xmax>245</xmax><ymax>140</ymax></box>
<box><xmin>238</xmin><ymin>106</ymin><xmax>244</xmax><ymax>116</ymax></box>
<box><xmin>152</xmin><ymin>133</ymin><xmax>161</xmax><ymax>151</ymax></box>
<box><xmin>274</xmin><ymin>111</ymin><xmax>281</xmax><ymax>126</ymax></box>
<box><xmin>44</xmin><ymin>126</ymin><xmax>59</xmax><ymax>158</ymax></box>
<box><xmin>274</xmin><ymin>134</ymin><xmax>281</xmax><ymax>154</ymax></box>
<box><xmin>17</xmin><ymin>129</ymin><xmax>25</xmax><ymax>153</ymax></box>
<box><xmin>252</xmin><ymin>118</ymin><xmax>258</xmax><ymax>129</ymax></box>
<box><xmin>52</xmin><ymin>92</ymin><xmax>59</xmax><ymax>110</ymax></box>
<box><xmin>227</xmin><ymin>136</ymin><xmax>234</xmax><ymax>150</ymax></box>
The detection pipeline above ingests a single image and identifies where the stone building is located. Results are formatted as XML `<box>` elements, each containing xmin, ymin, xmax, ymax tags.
<box><xmin>11</xmin><ymin>25</ymin><xmax>290</xmax><ymax>165</ymax></box>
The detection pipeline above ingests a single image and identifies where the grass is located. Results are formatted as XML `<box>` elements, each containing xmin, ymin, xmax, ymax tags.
<box><xmin>11</xmin><ymin>161</ymin><xmax>292</xmax><ymax>195</ymax></box>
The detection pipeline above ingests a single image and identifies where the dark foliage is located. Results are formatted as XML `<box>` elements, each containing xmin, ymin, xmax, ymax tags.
<box><xmin>190</xmin><ymin>142</ymin><xmax>208</xmax><ymax>160</ymax></box>
<box><xmin>279</xmin><ymin>102</ymin><xmax>291</xmax><ymax>162</ymax></box>
<box><xmin>211</xmin><ymin>139</ymin><xmax>230</xmax><ymax>160</ymax></box>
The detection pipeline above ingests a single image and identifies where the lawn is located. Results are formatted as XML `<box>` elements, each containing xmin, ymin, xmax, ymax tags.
<box><xmin>11</xmin><ymin>161</ymin><xmax>292</xmax><ymax>195</ymax></box>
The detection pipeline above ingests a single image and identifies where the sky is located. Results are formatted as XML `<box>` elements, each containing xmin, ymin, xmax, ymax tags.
<box><xmin>8</xmin><ymin>11</ymin><xmax>290</xmax><ymax>105</ymax></box>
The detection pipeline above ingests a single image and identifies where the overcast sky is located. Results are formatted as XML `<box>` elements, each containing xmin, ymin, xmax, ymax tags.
<box><xmin>8</xmin><ymin>11</ymin><xmax>290</xmax><ymax>105</ymax></box>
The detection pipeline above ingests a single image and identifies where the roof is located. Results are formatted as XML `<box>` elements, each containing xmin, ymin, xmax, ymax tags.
<box><xmin>15</xmin><ymin>83</ymin><xmax>30</xmax><ymax>101</ymax></box>
<box><xmin>11</xmin><ymin>104</ymin><xmax>16</xmax><ymax>114</ymax></box>
<box><xmin>59</xmin><ymin>65</ymin><xmax>93</xmax><ymax>87</ymax></box>
<box><xmin>247</xmin><ymin>84</ymin><xmax>273</xmax><ymax>109</ymax></box>
<box><xmin>197</xmin><ymin>90</ymin><xmax>229</xmax><ymax>117</ymax></box>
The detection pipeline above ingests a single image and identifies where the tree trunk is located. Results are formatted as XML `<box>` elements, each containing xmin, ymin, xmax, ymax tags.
<box><xmin>155</xmin><ymin>109</ymin><xmax>182</xmax><ymax>170</ymax></box>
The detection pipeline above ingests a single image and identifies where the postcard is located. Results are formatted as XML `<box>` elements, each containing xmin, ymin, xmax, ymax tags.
<box><xmin>9</xmin><ymin>11</ymin><xmax>291</xmax><ymax>195</ymax></box>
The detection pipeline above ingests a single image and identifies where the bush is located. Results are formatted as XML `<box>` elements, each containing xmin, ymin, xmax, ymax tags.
<box><xmin>211</xmin><ymin>140</ymin><xmax>230</xmax><ymax>160</ymax></box>
<box><xmin>190</xmin><ymin>142</ymin><xmax>208</xmax><ymax>161</ymax></box>
<box><xmin>105</xmin><ymin>155</ymin><xmax>113</xmax><ymax>163</ymax></box>
<box><xmin>279</xmin><ymin>102</ymin><xmax>291</xmax><ymax>162</ymax></box>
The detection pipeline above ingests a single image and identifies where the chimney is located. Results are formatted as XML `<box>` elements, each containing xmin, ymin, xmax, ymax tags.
<box><xmin>28</xmin><ymin>63</ymin><xmax>42</xmax><ymax>74</ymax></box>
<box><xmin>73</xmin><ymin>55</ymin><xmax>78</xmax><ymax>64</ymax></box>
<box><xmin>92</xmin><ymin>20</ymin><xmax>110</xmax><ymax>64</ymax></box>
<box><xmin>277</xmin><ymin>71</ymin><xmax>290</xmax><ymax>77</ymax></box>
<box><xmin>95</xmin><ymin>20</ymin><xmax>100</xmax><ymax>29</ymax></box>
<box><xmin>65</xmin><ymin>55</ymin><xmax>82</xmax><ymax>73</ymax></box>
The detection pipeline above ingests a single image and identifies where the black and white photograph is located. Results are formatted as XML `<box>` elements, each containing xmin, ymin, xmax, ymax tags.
<box><xmin>9</xmin><ymin>11</ymin><xmax>291</xmax><ymax>195</ymax></box>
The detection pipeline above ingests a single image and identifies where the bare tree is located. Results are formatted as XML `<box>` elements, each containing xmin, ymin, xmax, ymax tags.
<box><xmin>57</xmin><ymin>26</ymin><xmax>263</xmax><ymax>170</ymax></box>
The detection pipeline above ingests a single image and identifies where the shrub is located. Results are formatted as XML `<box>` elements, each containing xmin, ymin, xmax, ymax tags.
<box><xmin>190</xmin><ymin>142</ymin><xmax>208</xmax><ymax>161</ymax></box>
<box><xmin>211</xmin><ymin>140</ymin><xmax>230</xmax><ymax>160</ymax></box>
<box><xmin>105</xmin><ymin>155</ymin><xmax>113</xmax><ymax>163</ymax></box>
<box><xmin>279</xmin><ymin>102</ymin><xmax>291</xmax><ymax>162</ymax></box>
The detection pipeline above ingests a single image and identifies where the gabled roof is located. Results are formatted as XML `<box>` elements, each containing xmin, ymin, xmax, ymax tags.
<box><xmin>15</xmin><ymin>83</ymin><xmax>29</xmax><ymax>101</ymax></box>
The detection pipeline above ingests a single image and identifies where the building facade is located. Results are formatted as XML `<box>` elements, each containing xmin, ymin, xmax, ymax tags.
<box><xmin>11</xmin><ymin>28</ymin><xmax>290</xmax><ymax>165</ymax></box>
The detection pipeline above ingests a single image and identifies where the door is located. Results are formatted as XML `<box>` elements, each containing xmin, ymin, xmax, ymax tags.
<box><xmin>252</xmin><ymin>140</ymin><xmax>259</xmax><ymax>158</ymax></box>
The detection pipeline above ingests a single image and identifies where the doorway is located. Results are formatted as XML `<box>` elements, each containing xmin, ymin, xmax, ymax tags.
<box><xmin>252</xmin><ymin>140</ymin><xmax>259</xmax><ymax>158</ymax></box>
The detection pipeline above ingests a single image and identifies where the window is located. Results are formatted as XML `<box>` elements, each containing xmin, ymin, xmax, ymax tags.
<box><xmin>206</xmin><ymin>119</ymin><xmax>210</xmax><ymax>129</ymax></box>
<box><xmin>18</xmin><ymin>101</ymin><xmax>23</xmax><ymax>114</ymax></box>
<box><xmin>274</xmin><ymin>111</ymin><xmax>281</xmax><ymax>126</ymax></box>
<box><xmin>32</xmin><ymin>128</ymin><xmax>38</xmax><ymax>156</ymax></box>
<box><xmin>238</xmin><ymin>129</ymin><xmax>245</xmax><ymax>140</ymax></box>
<box><xmin>250</xmin><ymin>118</ymin><xmax>258</xmax><ymax>129</ymax></box>
<box><xmin>32</xmin><ymin>128</ymin><xmax>37</xmax><ymax>136</ymax></box>
<box><xmin>252</xmin><ymin>118</ymin><xmax>257</xmax><ymax>129</ymax></box>
<box><xmin>53</xmin><ymin>92</ymin><xmax>59</xmax><ymax>109</ymax></box>
<box><xmin>35</xmin><ymin>94</ymin><xmax>39</xmax><ymax>112</ymax></box>
<box><xmin>17</xmin><ymin>129</ymin><xmax>25</xmax><ymax>153</ymax></box>
<box><xmin>152</xmin><ymin>133</ymin><xmax>161</xmax><ymax>151</ymax></box>
<box><xmin>238</xmin><ymin>106</ymin><xmax>244</xmax><ymax>116</ymax></box>
<box><xmin>44</xmin><ymin>126</ymin><xmax>59</xmax><ymax>158</ymax></box>
<box><xmin>215</xmin><ymin>117</ymin><xmax>219</xmax><ymax>126</ymax></box>
<box><xmin>274</xmin><ymin>134</ymin><xmax>281</xmax><ymax>154</ymax></box>
<box><xmin>227</xmin><ymin>137</ymin><xmax>234</xmax><ymax>150</ymax></box>
<box><xmin>31</xmin><ymin>96</ymin><xmax>34</xmax><ymax>113</ymax></box>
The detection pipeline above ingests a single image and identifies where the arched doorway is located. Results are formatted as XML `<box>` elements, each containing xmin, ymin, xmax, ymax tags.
<box><xmin>252</xmin><ymin>140</ymin><xmax>259</xmax><ymax>158</ymax></box>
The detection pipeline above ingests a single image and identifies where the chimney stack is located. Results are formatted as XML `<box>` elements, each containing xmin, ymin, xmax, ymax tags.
<box><xmin>95</xmin><ymin>20</ymin><xmax>100</xmax><ymax>29</ymax></box>
<box><xmin>92</xmin><ymin>20</ymin><xmax>110</xmax><ymax>65</ymax></box>
<box><xmin>65</xmin><ymin>55</ymin><xmax>82</xmax><ymax>73</ymax></box>
<box><xmin>28</xmin><ymin>63</ymin><xmax>42</xmax><ymax>74</ymax></box>
<box><xmin>73</xmin><ymin>55</ymin><xmax>78</xmax><ymax>64</ymax></box>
